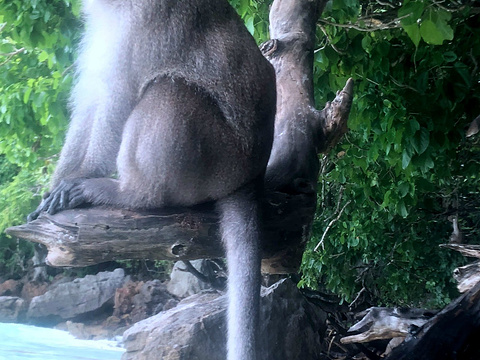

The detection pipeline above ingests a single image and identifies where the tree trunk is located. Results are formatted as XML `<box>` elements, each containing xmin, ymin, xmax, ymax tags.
<box><xmin>6</xmin><ymin>0</ymin><xmax>353</xmax><ymax>274</ymax></box>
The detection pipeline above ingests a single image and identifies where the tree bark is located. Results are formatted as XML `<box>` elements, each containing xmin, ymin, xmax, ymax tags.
<box><xmin>6</xmin><ymin>0</ymin><xmax>353</xmax><ymax>274</ymax></box>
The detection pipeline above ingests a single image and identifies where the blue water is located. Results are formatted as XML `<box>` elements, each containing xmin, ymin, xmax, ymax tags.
<box><xmin>0</xmin><ymin>323</ymin><xmax>125</xmax><ymax>360</ymax></box>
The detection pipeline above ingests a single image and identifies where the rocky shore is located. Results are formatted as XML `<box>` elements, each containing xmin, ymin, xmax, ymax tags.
<box><xmin>0</xmin><ymin>261</ymin><xmax>326</xmax><ymax>359</ymax></box>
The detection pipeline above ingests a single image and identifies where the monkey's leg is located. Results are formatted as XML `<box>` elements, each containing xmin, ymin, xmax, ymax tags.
<box><xmin>217</xmin><ymin>183</ymin><xmax>262</xmax><ymax>360</ymax></box>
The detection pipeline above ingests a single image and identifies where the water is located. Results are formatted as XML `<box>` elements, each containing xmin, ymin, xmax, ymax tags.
<box><xmin>0</xmin><ymin>323</ymin><xmax>125</xmax><ymax>360</ymax></box>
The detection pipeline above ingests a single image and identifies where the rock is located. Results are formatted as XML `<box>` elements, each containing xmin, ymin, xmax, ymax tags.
<box><xmin>113</xmin><ymin>281</ymin><xmax>139</xmax><ymax>319</ymax></box>
<box><xmin>0</xmin><ymin>279</ymin><xmax>22</xmax><ymax>297</ymax></box>
<box><xmin>20</xmin><ymin>281</ymin><xmax>49</xmax><ymax>303</ymax></box>
<box><xmin>131</xmin><ymin>280</ymin><xmax>177</xmax><ymax>323</ymax></box>
<box><xmin>162</xmin><ymin>298</ymin><xmax>179</xmax><ymax>311</ymax></box>
<box><xmin>123</xmin><ymin>291</ymin><xmax>226</xmax><ymax>360</ymax></box>
<box><xmin>0</xmin><ymin>296</ymin><xmax>25</xmax><ymax>322</ymax></box>
<box><xmin>258</xmin><ymin>279</ymin><xmax>327</xmax><ymax>359</ymax></box>
<box><xmin>27</xmin><ymin>268</ymin><xmax>126</xmax><ymax>325</ymax></box>
<box><xmin>167</xmin><ymin>260</ymin><xmax>212</xmax><ymax>298</ymax></box>
<box><xmin>122</xmin><ymin>278</ymin><xmax>326</xmax><ymax>360</ymax></box>
<box><xmin>114</xmin><ymin>280</ymin><xmax>178</xmax><ymax>325</ymax></box>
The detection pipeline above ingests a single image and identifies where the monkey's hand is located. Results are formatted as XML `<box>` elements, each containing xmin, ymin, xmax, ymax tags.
<box><xmin>27</xmin><ymin>179</ymin><xmax>90</xmax><ymax>222</ymax></box>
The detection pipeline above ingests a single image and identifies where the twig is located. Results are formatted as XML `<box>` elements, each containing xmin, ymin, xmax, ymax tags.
<box><xmin>0</xmin><ymin>47</ymin><xmax>26</xmax><ymax>66</ymax></box>
<box><xmin>355</xmin><ymin>73</ymin><xmax>381</xmax><ymax>87</ymax></box>
<box><xmin>62</xmin><ymin>61</ymin><xmax>76</xmax><ymax>77</ymax></box>
<box><xmin>376</xmin><ymin>0</ymin><xmax>395</xmax><ymax>8</ymax></box>
<box><xmin>324</xmin><ymin>186</ymin><xmax>345</xmax><ymax>224</ymax></box>
<box><xmin>470</xmin><ymin>49</ymin><xmax>478</xmax><ymax>78</ymax></box>
<box><xmin>390</xmin><ymin>76</ymin><xmax>420</xmax><ymax>93</ymax></box>
<box><xmin>317</xmin><ymin>24</ymin><xmax>347</xmax><ymax>55</ymax></box>
<box><xmin>181</xmin><ymin>260</ymin><xmax>210</xmax><ymax>282</ymax></box>
<box><xmin>181</xmin><ymin>260</ymin><xmax>226</xmax><ymax>290</ymax></box>
<box><xmin>314</xmin><ymin>200</ymin><xmax>351</xmax><ymax>251</ymax></box>
<box><xmin>318</xmin><ymin>14</ymin><xmax>410</xmax><ymax>33</ymax></box>
<box><xmin>349</xmin><ymin>287</ymin><xmax>366</xmax><ymax>310</ymax></box>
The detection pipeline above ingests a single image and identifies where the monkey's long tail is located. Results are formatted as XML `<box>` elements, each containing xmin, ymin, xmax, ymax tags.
<box><xmin>217</xmin><ymin>184</ymin><xmax>262</xmax><ymax>360</ymax></box>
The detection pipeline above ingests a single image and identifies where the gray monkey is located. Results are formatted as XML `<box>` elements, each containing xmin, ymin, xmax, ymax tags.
<box><xmin>28</xmin><ymin>1</ymin><xmax>276</xmax><ymax>359</ymax></box>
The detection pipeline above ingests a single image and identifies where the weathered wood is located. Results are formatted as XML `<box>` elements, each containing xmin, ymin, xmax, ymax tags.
<box><xmin>6</xmin><ymin>0</ymin><xmax>353</xmax><ymax>274</ymax></box>
<box><xmin>441</xmin><ymin>244</ymin><xmax>480</xmax><ymax>292</ymax></box>
<box><xmin>454</xmin><ymin>261</ymin><xmax>480</xmax><ymax>293</ymax></box>
<box><xmin>7</xmin><ymin>191</ymin><xmax>317</xmax><ymax>273</ymax></box>
<box><xmin>341</xmin><ymin>307</ymin><xmax>433</xmax><ymax>344</ymax></box>
<box><xmin>385</xmin><ymin>280</ymin><xmax>480</xmax><ymax>360</ymax></box>
<box><xmin>440</xmin><ymin>243</ymin><xmax>480</xmax><ymax>259</ymax></box>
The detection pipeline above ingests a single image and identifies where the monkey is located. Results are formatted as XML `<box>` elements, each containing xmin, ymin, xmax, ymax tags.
<box><xmin>28</xmin><ymin>1</ymin><xmax>276</xmax><ymax>359</ymax></box>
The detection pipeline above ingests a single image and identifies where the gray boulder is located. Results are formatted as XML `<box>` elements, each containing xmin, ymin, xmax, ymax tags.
<box><xmin>123</xmin><ymin>278</ymin><xmax>326</xmax><ymax>360</ymax></box>
<box><xmin>167</xmin><ymin>260</ymin><xmax>212</xmax><ymax>298</ymax></box>
<box><xmin>27</xmin><ymin>268</ymin><xmax>126</xmax><ymax>324</ymax></box>
<box><xmin>0</xmin><ymin>296</ymin><xmax>25</xmax><ymax>322</ymax></box>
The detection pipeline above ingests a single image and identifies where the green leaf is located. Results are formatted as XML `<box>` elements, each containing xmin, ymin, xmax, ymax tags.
<box><xmin>244</xmin><ymin>16</ymin><xmax>254</xmax><ymax>35</ymax></box>
<box><xmin>402</xmin><ymin>147</ymin><xmax>413</xmax><ymax>169</ymax></box>
<box><xmin>442</xmin><ymin>51</ymin><xmax>457</xmax><ymax>63</ymax></box>
<box><xmin>454</xmin><ymin>62</ymin><xmax>472</xmax><ymax>87</ymax></box>
<box><xmin>361</xmin><ymin>36</ymin><xmax>372</xmax><ymax>52</ymax></box>
<box><xmin>238</xmin><ymin>0</ymin><xmax>250</xmax><ymax>17</ymax></box>
<box><xmin>420</xmin><ymin>20</ymin><xmax>443</xmax><ymax>45</ymax></box>
<box><xmin>413</xmin><ymin>128</ymin><xmax>429</xmax><ymax>155</ymax></box>
<box><xmin>350</xmin><ymin>236</ymin><xmax>360</xmax><ymax>247</ymax></box>
<box><xmin>409</xmin><ymin>119</ymin><xmax>420</xmax><ymax>134</ymax></box>
<box><xmin>398</xmin><ymin>182</ymin><xmax>409</xmax><ymax>198</ymax></box>
<box><xmin>38</xmin><ymin>50</ymin><xmax>48</xmax><ymax>62</ymax></box>
<box><xmin>23</xmin><ymin>87</ymin><xmax>32</xmax><ymax>104</ymax></box>
<box><xmin>402</xmin><ymin>24</ymin><xmax>421</xmax><ymax>47</ymax></box>
<box><xmin>397</xmin><ymin>200</ymin><xmax>408</xmax><ymax>218</ymax></box>
<box><xmin>399</xmin><ymin>1</ymin><xmax>425</xmax><ymax>26</ymax></box>
<box><xmin>399</xmin><ymin>1</ymin><xmax>424</xmax><ymax>46</ymax></box>
<box><xmin>434</xmin><ymin>9</ymin><xmax>454</xmax><ymax>39</ymax></box>
<box><xmin>0</xmin><ymin>43</ymin><xmax>15</xmax><ymax>53</ymax></box>
<box><xmin>420</xmin><ymin>9</ymin><xmax>453</xmax><ymax>45</ymax></box>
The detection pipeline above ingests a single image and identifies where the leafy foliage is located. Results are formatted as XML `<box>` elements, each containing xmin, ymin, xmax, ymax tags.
<box><xmin>0</xmin><ymin>0</ymin><xmax>479</xmax><ymax>309</ymax></box>
<box><xmin>0</xmin><ymin>0</ymin><xmax>80</xmax><ymax>277</ymax></box>
<box><xmin>300</xmin><ymin>0</ymin><xmax>480</xmax><ymax>307</ymax></box>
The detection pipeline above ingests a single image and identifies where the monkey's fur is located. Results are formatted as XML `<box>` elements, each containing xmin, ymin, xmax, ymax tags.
<box><xmin>29</xmin><ymin>1</ymin><xmax>276</xmax><ymax>359</ymax></box>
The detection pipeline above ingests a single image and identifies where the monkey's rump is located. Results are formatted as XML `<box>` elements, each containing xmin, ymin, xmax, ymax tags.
<box><xmin>117</xmin><ymin>77</ymin><xmax>270</xmax><ymax>208</ymax></box>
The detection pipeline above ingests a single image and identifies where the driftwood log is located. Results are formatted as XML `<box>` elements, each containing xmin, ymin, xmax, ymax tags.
<box><xmin>385</xmin><ymin>280</ymin><xmax>480</xmax><ymax>360</ymax></box>
<box><xmin>441</xmin><ymin>244</ymin><xmax>480</xmax><ymax>293</ymax></box>
<box><xmin>6</xmin><ymin>0</ymin><xmax>353</xmax><ymax>274</ymax></box>
<box><xmin>341</xmin><ymin>242</ymin><xmax>480</xmax><ymax>359</ymax></box>
<box><xmin>341</xmin><ymin>307</ymin><xmax>434</xmax><ymax>345</ymax></box>
<box><xmin>341</xmin><ymin>284</ymin><xmax>480</xmax><ymax>360</ymax></box>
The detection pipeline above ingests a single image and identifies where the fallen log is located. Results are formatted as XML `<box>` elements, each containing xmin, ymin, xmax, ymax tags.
<box><xmin>341</xmin><ymin>307</ymin><xmax>433</xmax><ymax>345</ymax></box>
<box><xmin>440</xmin><ymin>244</ymin><xmax>480</xmax><ymax>259</ymax></box>
<box><xmin>6</xmin><ymin>191</ymin><xmax>316</xmax><ymax>273</ymax></box>
<box><xmin>441</xmin><ymin>244</ymin><xmax>480</xmax><ymax>293</ymax></box>
<box><xmin>453</xmin><ymin>262</ymin><xmax>480</xmax><ymax>293</ymax></box>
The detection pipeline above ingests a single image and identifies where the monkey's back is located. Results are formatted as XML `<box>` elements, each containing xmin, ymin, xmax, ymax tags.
<box><xmin>77</xmin><ymin>0</ymin><xmax>276</xmax><ymax>207</ymax></box>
